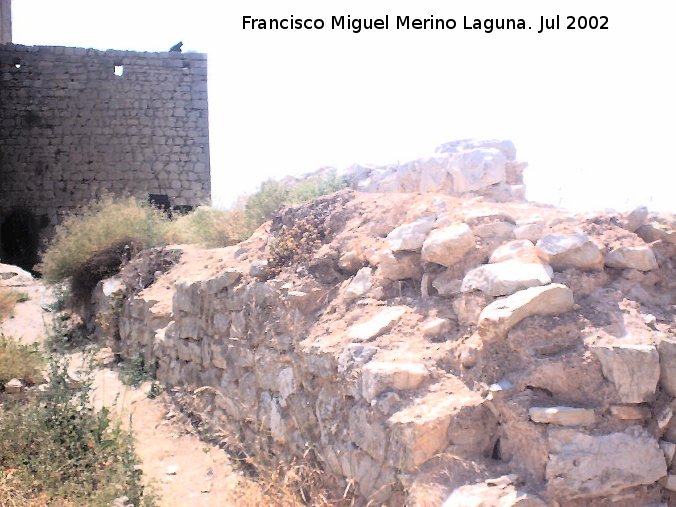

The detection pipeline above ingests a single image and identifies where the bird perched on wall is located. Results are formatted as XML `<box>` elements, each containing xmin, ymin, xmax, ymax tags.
<box><xmin>169</xmin><ymin>41</ymin><xmax>183</xmax><ymax>52</ymax></box>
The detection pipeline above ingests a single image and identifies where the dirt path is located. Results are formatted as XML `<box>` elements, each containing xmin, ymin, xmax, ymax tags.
<box><xmin>1</xmin><ymin>266</ymin><xmax>260</xmax><ymax>507</ymax></box>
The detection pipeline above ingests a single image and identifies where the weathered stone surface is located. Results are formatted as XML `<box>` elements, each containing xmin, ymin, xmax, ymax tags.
<box><xmin>636</xmin><ymin>222</ymin><xmax>676</xmax><ymax>244</ymax></box>
<box><xmin>461</xmin><ymin>261</ymin><xmax>552</xmax><ymax>296</ymax></box>
<box><xmin>453</xmin><ymin>291</ymin><xmax>491</xmax><ymax>326</ymax></box>
<box><xmin>665</xmin><ymin>474</ymin><xmax>676</xmax><ymax>492</ymax></box>
<box><xmin>610</xmin><ymin>405</ymin><xmax>651</xmax><ymax>420</ymax></box>
<box><xmin>422</xmin><ymin>318</ymin><xmax>452</xmax><ymax>338</ymax></box>
<box><xmin>513</xmin><ymin>219</ymin><xmax>545</xmax><ymax>242</ymax></box>
<box><xmin>344</xmin><ymin>267</ymin><xmax>373</xmax><ymax>301</ymax></box>
<box><xmin>442</xmin><ymin>479</ymin><xmax>547</xmax><ymax>507</ymax></box>
<box><xmin>478</xmin><ymin>284</ymin><xmax>574</xmax><ymax>340</ymax></box>
<box><xmin>4</xmin><ymin>378</ymin><xmax>23</xmax><ymax>394</ymax></box>
<box><xmin>528</xmin><ymin>407</ymin><xmax>595</xmax><ymax>426</ymax></box>
<box><xmin>660</xmin><ymin>440</ymin><xmax>676</xmax><ymax>465</ymax></box>
<box><xmin>605</xmin><ymin>245</ymin><xmax>658</xmax><ymax>271</ymax></box>
<box><xmin>536</xmin><ymin>233</ymin><xmax>603</xmax><ymax>271</ymax></box>
<box><xmin>374</xmin><ymin>250</ymin><xmax>422</xmax><ymax>281</ymax></box>
<box><xmin>489</xmin><ymin>239</ymin><xmax>539</xmax><ymax>263</ymax></box>
<box><xmin>471</xmin><ymin>221</ymin><xmax>515</xmax><ymax>240</ymax></box>
<box><xmin>361</xmin><ymin>361</ymin><xmax>429</xmax><ymax>402</ymax></box>
<box><xmin>432</xmin><ymin>271</ymin><xmax>462</xmax><ymax>296</ymax></box>
<box><xmin>593</xmin><ymin>343</ymin><xmax>659</xmax><ymax>403</ymax></box>
<box><xmin>421</xmin><ymin>224</ymin><xmax>475</xmax><ymax>268</ymax></box>
<box><xmin>348</xmin><ymin>307</ymin><xmax>407</xmax><ymax>342</ymax></box>
<box><xmin>546</xmin><ymin>427</ymin><xmax>667</xmax><ymax>499</ymax></box>
<box><xmin>386</xmin><ymin>216</ymin><xmax>436</xmax><ymax>252</ymax></box>
<box><xmin>658</xmin><ymin>337</ymin><xmax>676</xmax><ymax>397</ymax></box>
<box><xmin>624</xmin><ymin>206</ymin><xmax>649</xmax><ymax>232</ymax></box>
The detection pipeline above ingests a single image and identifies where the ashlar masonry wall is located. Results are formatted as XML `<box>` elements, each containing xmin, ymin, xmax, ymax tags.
<box><xmin>0</xmin><ymin>44</ymin><xmax>210</xmax><ymax>266</ymax></box>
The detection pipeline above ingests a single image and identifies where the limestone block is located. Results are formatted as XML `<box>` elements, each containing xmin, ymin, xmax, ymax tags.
<box><xmin>344</xmin><ymin>267</ymin><xmax>373</xmax><ymax>301</ymax></box>
<box><xmin>348</xmin><ymin>405</ymin><xmax>388</xmax><ymax>463</ymax></box>
<box><xmin>348</xmin><ymin>306</ymin><xmax>406</xmax><ymax>342</ymax></box>
<box><xmin>448</xmin><ymin>148</ymin><xmax>507</xmax><ymax>193</ymax></box>
<box><xmin>461</xmin><ymin>261</ymin><xmax>552</xmax><ymax>296</ymax></box>
<box><xmin>386</xmin><ymin>216</ymin><xmax>436</xmax><ymax>252</ymax></box>
<box><xmin>658</xmin><ymin>337</ymin><xmax>676</xmax><ymax>397</ymax></box>
<box><xmin>278</xmin><ymin>367</ymin><xmax>296</xmax><ymax>400</ymax></box>
<box><xmin>421</xmin><ymin>223</ymin><xmax>475</xmax><ymax>267</ymax></box>
<box><xmin>443</xmin><ymin>480</ymin><xmax>547</xmax><ymax>507</ymax></box>
<box><xmin>478</xmin><ymin>284</ymin><xmax>574</xmax><ymax>340</ymax></box>
<box><xmin>660</xmin><ymin>440</ymin><xmax>676</xmax><ymax>465</ymax></box>
<box><xmin>338</xmin><ymin>343</ymin><xmax>378</xmax><ymax>373</ymax></box>
<box><xmin>528</xmin><ymin>407</ymin><xmax>595</xmax><ymax>426</ymax></box>
<box><xmin>432</xmin><ymin>271</ymin><xmax>462</xmax><ymax>296</ymax></box>
<box><xmin>361</xmin><ymin>361</ymin><xmax>430</xmax><ymax>402</ymax></box>
<box><xmin>624</xmin><ymin>206</ymin><xmax>649</xmax><ymax>232</ymax></box>
<box><xmin>4</xmin><ymin>378</ymin><xmax>23</xmax><ymax>394</ymax></box>
<box><xmin>453</xmin><ymin>291</ymin><xmax>491</xmax><ymax>326</ymax></box>
<box><xmin>605</xmin><ymin>245</ymin><xmax>658</xmax><ymax>271</ymax></box>
<box><xmin>374</xmin><ymin>250</ymin><xmax>422</xmax><ymax>281</ymax></box>
<box><xmin>387</xmin><ymin>400</ymin><xmax>452</xmax><ymax>471</ymax></box>
<box><xmin>610</xmin><ymin>405</ymin><xmax>651</xmax><ymax>420</ymax></box>
<box><xmin>536</xmin><ymin>233</ymin><xmax>604</xmax><ymax>271</ymax></box>
<box><xmin>210</xmin><ymin>342</ymin><xmax>227</xmax><ymax>369</ymax></box>
<box><xmin>471</xmin><ymin>221</ymin><xmax>515</xmax><ymax>240</ymax></box>
<box><xmin>546</xmin><ymin>427</ymin><xmax>666</xmax><ymax>499</ymax></box>
<box><xmin>422</xmin><ymin>318</ymin><xmax>452</xmax><ymax>338</ymax></box>
<box><xmin>636</xmin><ymin>222</ymin><xmax>676</xmax><ymax>244</ymax></box>
<box><xmin>514</xmin><ymin>219</ymin><xmax>545</xmax><ymax>242</ymax></box>
<box><xmin>593</xmin><ymin>343</ymin><xmax>659</xmax><ymax>403</ymax></box>
<box><xmin>489</xmin><ymin>240</ymin><xmax>539</xmax><ymax>263</ymax></box>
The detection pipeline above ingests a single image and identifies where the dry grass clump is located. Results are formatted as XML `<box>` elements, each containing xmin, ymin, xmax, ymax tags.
<box><xmin>166</xmin><ymin>206</ymin><xmax>249</xmax><ymax>247</ymax></box>
<box><xmin>0</xmin><ymin>287</ymin><xmax>20</xmax><ymax>320</ymax></box>
<box><xmin>39</xmin><ymin>196</ymin><xmax>168</xmax><ymax>285</ymax></box>
<box><xmin>0</xmin><ymin>334</ymin><xmax>44</xmax><ymax>387</ymax></box>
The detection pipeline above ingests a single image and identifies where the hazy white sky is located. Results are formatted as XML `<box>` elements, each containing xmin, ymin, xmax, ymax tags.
<box><xmin>11</xmin><ymin>0</ymin><xmax>676</xmax><ymax>212</ymax></box>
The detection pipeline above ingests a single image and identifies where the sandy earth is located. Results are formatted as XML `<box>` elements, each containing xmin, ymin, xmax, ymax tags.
<box><xmin>1</xmin><ymin>266</ymin><xmax>257</xmax><ymax>507</ymax></box>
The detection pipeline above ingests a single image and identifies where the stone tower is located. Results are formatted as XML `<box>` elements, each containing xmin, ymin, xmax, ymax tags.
<box><xmin>0</xmin><ymin>0</ymin><xmax>11</xmax><ymax>43</ymax></box>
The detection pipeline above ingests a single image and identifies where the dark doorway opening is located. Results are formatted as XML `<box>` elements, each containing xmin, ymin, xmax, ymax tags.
<box><xmin>0</xmin><ymin>208</ymin><xmax>41</xmax><ymax>272</ymax></box>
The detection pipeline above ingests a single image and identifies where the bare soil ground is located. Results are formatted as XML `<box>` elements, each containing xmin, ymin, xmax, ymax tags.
<box><xmin>1</xmin><ymin>267</ymin><xmax>263</xmax><ymax>507</ymax></box>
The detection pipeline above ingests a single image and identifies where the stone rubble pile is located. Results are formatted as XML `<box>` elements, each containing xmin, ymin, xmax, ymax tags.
<box><xmin>92</xmin><ymin>141</ymin><xmax>675</xmax><ymax>506</ymax></box>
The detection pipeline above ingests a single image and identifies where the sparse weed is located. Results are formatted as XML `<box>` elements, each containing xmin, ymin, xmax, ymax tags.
<box><xmin>0</xmin><ymin>358</ymin><xmax>157</xmax><ymax>506</ymax></box>
<box><xmin>0</xmin><ymin>334</ymin><xmax>44</xmax><ymax>387</ymax></box>
<box><xmin>118</xmin><ymin>353</ymin><xmax>157</xmax><ymax>388</ymax></box>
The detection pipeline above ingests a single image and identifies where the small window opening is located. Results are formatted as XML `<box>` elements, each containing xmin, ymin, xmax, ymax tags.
<box><xmin>12</xmin><ymin>58</ymin><xmax>21</xmax><ymax>69</ymax></box>
<box><xmin>114</xmin><ymin>65</ymin><xmax>124</xmax><ymax>77</ymax></box>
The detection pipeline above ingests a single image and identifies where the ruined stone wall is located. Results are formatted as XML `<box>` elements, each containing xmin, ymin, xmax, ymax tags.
<box><xmin>0</xmin><ymin>44</ymin><xmax>210</xmax><ymax>265</ymax></box>
<box><xmin>91</xmin><ymin>188</ymin><xmax>676</xmax><ymax>506</ymax></box>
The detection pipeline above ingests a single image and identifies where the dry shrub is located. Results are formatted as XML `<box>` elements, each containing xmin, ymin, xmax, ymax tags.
<box><xmin>0</xmin><ymin>287</ymin><xmax>19</xmax><ymax>320</ymax></box>
<box><xmin>0</xmin><ymin>334</ymin><xmax>44</xmax><ymax>387</ymax></box>
<box><xmin>39</xmin><ymin>197</ymin><xmax>168</xmax><ymax>285</ymax></box>
<box><xmin>166</xmin><ymin>206</ymin><xmax>249</xmax><ymax>247</ymax></box>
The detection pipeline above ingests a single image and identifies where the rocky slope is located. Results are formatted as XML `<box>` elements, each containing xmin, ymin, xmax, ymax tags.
<box><xmin>92</xmin><ymin>142</ymin><xmax>675</xmax><ymax>506</ymax></box>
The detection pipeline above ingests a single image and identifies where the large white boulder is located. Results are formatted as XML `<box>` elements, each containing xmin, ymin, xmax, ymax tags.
<box><xmin>461</xmin><ymin>260</ymin><xmax>552</xmax><ymax>296</ymax></box>
<box><xmin>478</xmin><ymin>284</ymin><xmax>574</xmax><ymax>340</ymax></box>
<box><xmin>421</xmin><ymin>223</ymin><xmax>475</xmax><ymax>267</ymax></box>
<box><xmin>361</xmin><ymin>361</ymin><xmax>430</xmax><ymax>402</ymax></box>
<box><xmin>448</xmin><ymin>148</ymin><xmax>507</xmax><ymax>193</ymax></box>
<box><xmin>489</xmin><ymin>240</ymin><xmax>539</xmax><ymax>263</ymax></box>
<box><xmin>386</xmin><ymin>216</ymin><xmax>436</xmax><ymax>252</ymax></box>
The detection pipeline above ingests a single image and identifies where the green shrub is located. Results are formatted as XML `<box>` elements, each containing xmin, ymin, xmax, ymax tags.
<box><xmin>244</xmin><ymin>171</ymin><xmax>346</xmax><ymax>231</ymax></box>
<box><xmin>0</xmin><ymin>334</ymin><xmax>44</xmax><ymax>386</ymax></box>
<box><xmin>0</xmin><ymin>358</ymin><xmax>156</xmax><ymax>506</ymax></box>
<box><xmin>39</xmin><ymin>197</ymin><xmax>168</xmax><ymax>285</ymax></box>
